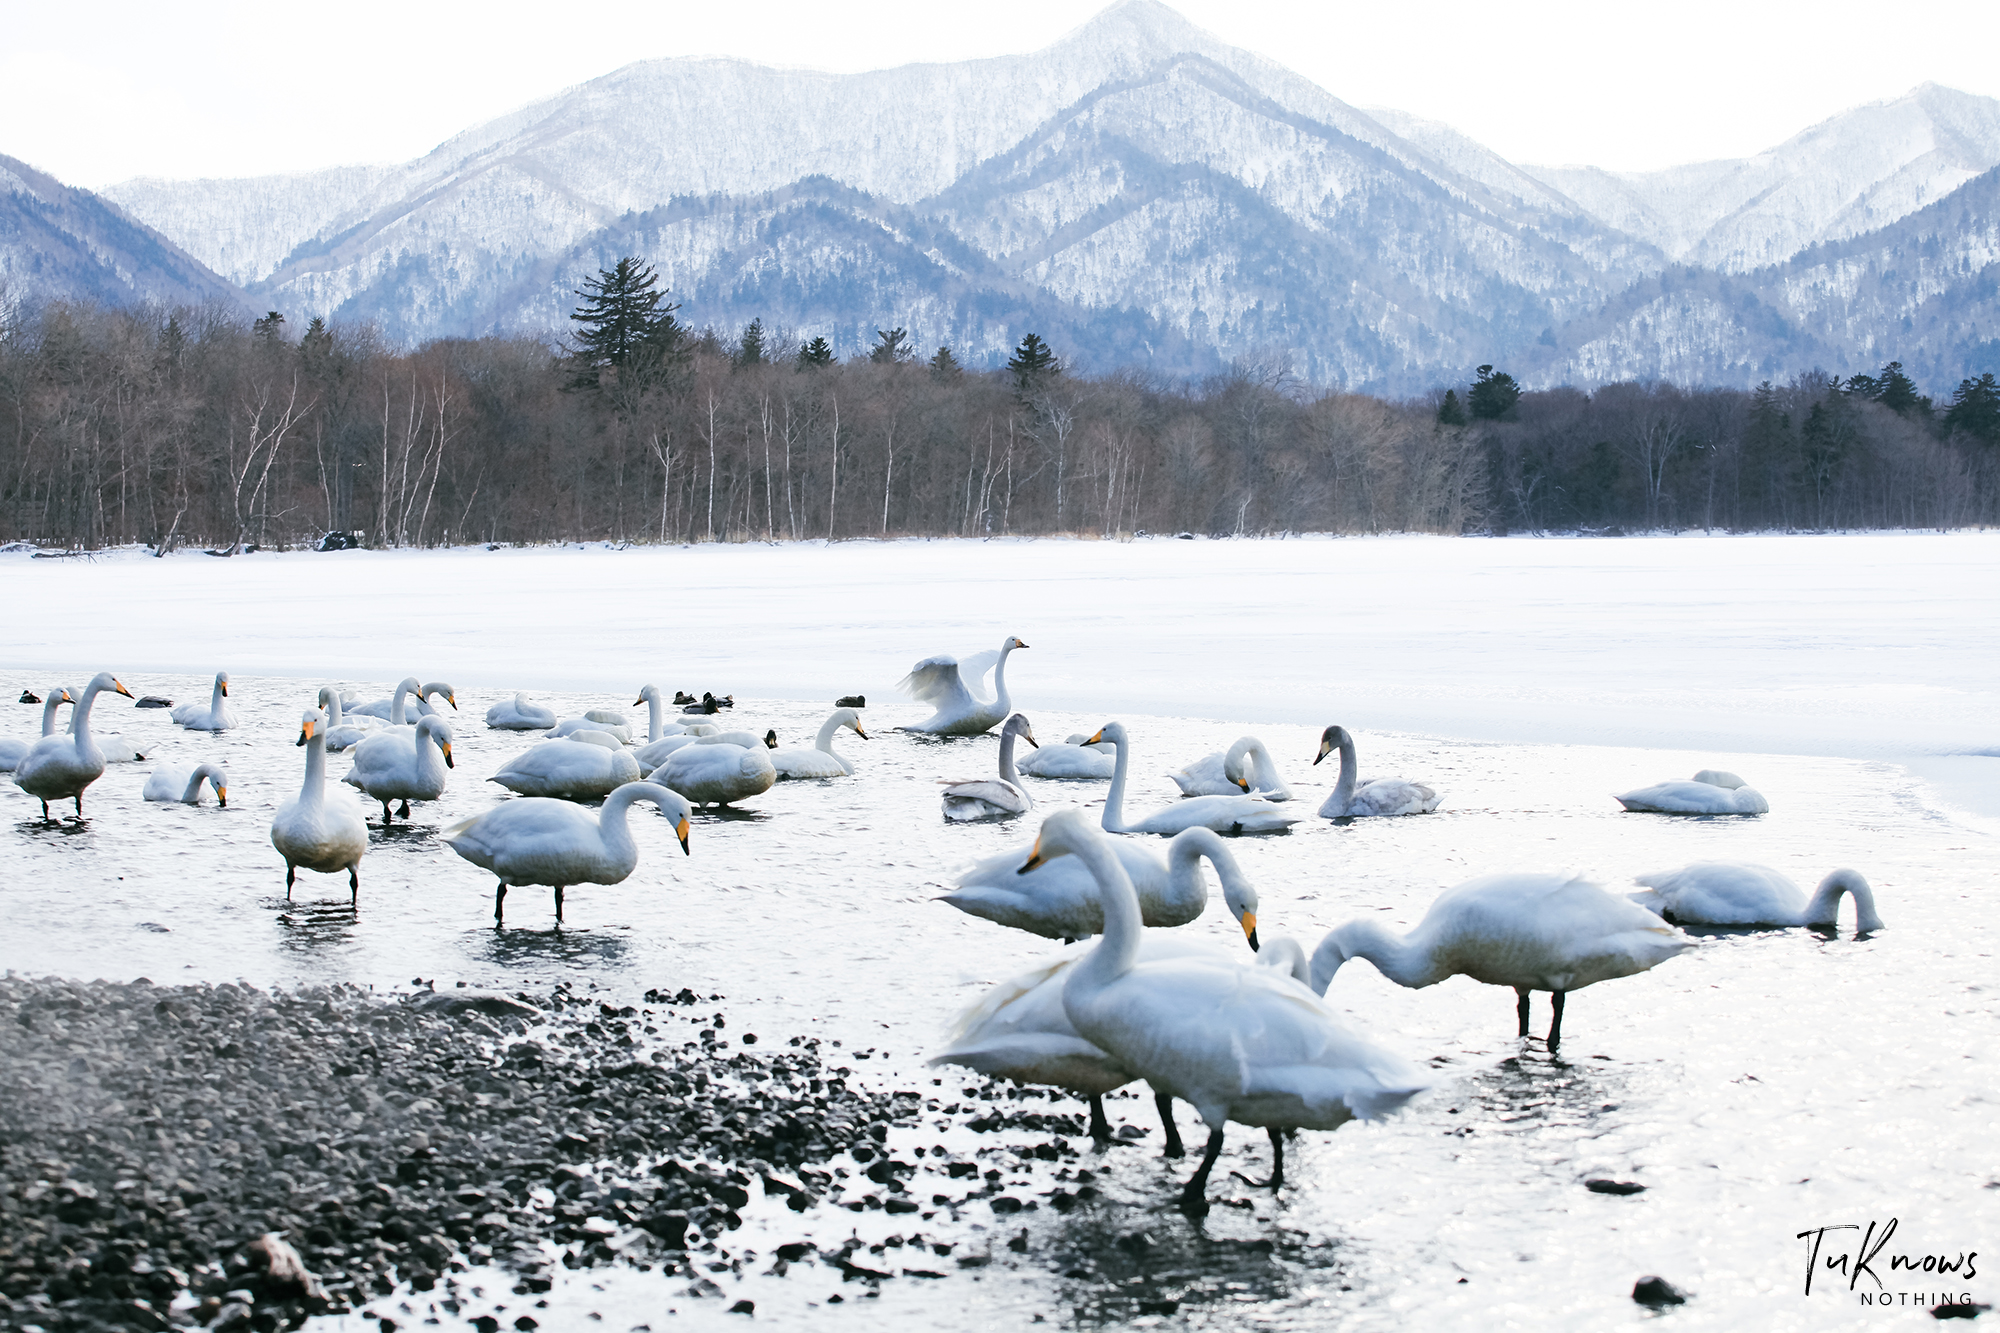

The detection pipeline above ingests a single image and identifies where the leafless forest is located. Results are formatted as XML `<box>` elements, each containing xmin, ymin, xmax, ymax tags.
<box><xmin>3</xmin><ymin>298</ymin><xmax>1994</xmax><ymax>553</ymax></box>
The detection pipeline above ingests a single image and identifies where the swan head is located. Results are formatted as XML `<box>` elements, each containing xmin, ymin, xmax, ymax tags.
<box><xmin>1017</xmin><ymin>807</ymin><xmax>1102</xmax><ymax>873</ymax></box>
<box><xmin>1314</xmin><ymin>725</ymin><xmax>1351</xmax><ymax>766</ymax></box>
<box><xmin>831</xmin><ymin>708</ymin><xmax>869</xmax><ymax>739</ymax></box>
<box><xmin>1004</xmin><ymin>636</ymin><xmax>1029</xmax><ymax>651</ymax></box>
<box><xmin>636</xmin><ymin>782</ymin><xmax>694</xmax><ymax>854</ymax></box>
<box><xmin>217</xmin><ymin>671</ymin><xmax>230</xmax><ymax>696</ymax></box>
<box><xmin>295</xmin><ymin>708</ymin><xmax>328</xmax><ymax>746</ymax></box>
<box><xmin>635</xmin><ymin>685</ymin><xmax>659</xmax><ymax>705</ymax></box>
<box><xmin>416</xmin><ymin>715</ymin><xmax>456</xmax><ymax>766</ymax></box>
<box><xmin>1002</xmin><ymin>713</ymin><xmax>1039</xmax><ymax>748</ymax></box>
<box><xmin>423</xmin><ymin>682</ymin><xmax>459</xmax><ymax>710</ymax></box>
<box><xmin>85</xmin><ymin>671</ymin><xmax>135</xmax><ymax>700</ymax></box>
<box><xmin>1084</xmin><ymin>721</ymin><xmax>1126</xmax><ymax>748</ymax></box>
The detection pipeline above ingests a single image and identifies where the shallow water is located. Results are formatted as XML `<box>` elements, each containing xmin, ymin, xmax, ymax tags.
<box><xmin>2</xmin><ymin>671</ymin><xmax>1994</xmax><ymax>1330</ymax></box>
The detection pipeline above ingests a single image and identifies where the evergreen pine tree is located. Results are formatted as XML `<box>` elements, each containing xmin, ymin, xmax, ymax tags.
<box><xmin>929</xmin><ymin>346</ymin><xmax>962</xmax><ymax>382</ymax></box>
<box><xmin>569</xmin><ymin>257</ymin><xmax>678</xmax><ymax>382</ymax></box>
<box><xmin>1873</xmin><ymin>361</ymin><xmax>1925</xmax><ymax>416</ymax></box>
<box><xmin>1007</xmin><ymin>333</ymin><xmax>1059</xmax><ymax>392</ymax></box>
<box><xmin>1468</xmin><ymin>365</ymin><xmax>1520</xmax><ymax>421</ymax></box>
<box><xmin>870</xmin><ymin>327</ymin><xmax>915</xmax><ymax>364</ymax></box>
<box><xmin>736</xmin><ymin>318</ymin><xmax>767</xmax><ymax>369</ymax></box>
<box><xmin>1944</xmin><ymin>372</ymin><xmax>2000</xmax><ymax>445</ymax></box>
<box><xmin>795</xmin><ymin>336</ymin><xmax>834</xmax><ymax>370</ymax></box>
<box><xmin>1436</xmin><ymin>388</ymin><xmax>1467</xmax><ymax>426</ymax></box>
<box><xmin>252</xmin><ymin>310</ymin><xmax>286</xmax><ymax>344</ymax></box>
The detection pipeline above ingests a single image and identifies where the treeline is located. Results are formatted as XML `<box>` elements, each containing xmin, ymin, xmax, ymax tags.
<box><xmin>3</xmin><ymin>281</ymin><xmax>1996</xmax><ymax>553</ymax></box>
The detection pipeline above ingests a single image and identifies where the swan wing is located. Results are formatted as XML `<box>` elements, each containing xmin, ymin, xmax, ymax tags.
<box><xmin>899</xmin><ymin>656</ymin><xmax>976</xmax><ymax>712</ymax></box>
<box><xmin>956</xmin><ymin>648</ymin><xmax>1002</xmax><ymax>704</ymax></box>
<box><xmin>1348</xmin><ymin>778</ymin><xmax>1439</xmax><ymax>816</ymax></box>
<box><xmin>1631</xmin><ymin>861</ymin><xmax>1803</xmax><ymax>924</ymax></box>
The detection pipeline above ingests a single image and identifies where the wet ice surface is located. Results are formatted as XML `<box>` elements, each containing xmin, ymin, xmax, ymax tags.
<box><xmin>3</xmin><ymin>671</ymin><xmax>1995</xmax><ymax>1331</ymax></box>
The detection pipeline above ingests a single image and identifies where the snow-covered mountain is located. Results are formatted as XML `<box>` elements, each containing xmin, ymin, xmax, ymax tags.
<box><xmin>47</xmin><ymin>0</ymin><xmax>2000</xmax><ymax>390</ymax></box>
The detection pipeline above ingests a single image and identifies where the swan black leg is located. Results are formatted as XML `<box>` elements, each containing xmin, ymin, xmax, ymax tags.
<box><xmin>74</xmin><ymin>795</ymin><xmax>84</xmax><ymax>819</ymax></box>
<box><xmin>555</xmin><ymin>885</ymin><xmax>566</xmax><ymax>924</ymax></box>
<box><xmin>1548</xmin><ymin>991</ymin><xmax>1566</xmax><ymax>1052</ymax></box>
<box><xmin>494</xmin><ymin>882</ymin><xmax>508</xmax><ymax>925</ymax></box>
<box><xmin>1229</xmin><ymin>1127</ymin><xmax>1286</xmax><ymax>1190</ymax></box>
<box><xmin>1515</xmin><ymin>988</ymin><xmax>1532</xmax><ymax>1038</ymax></box>
<box><xmin>285</xmin><ymin>864</ymin><xmax>296</xmax><ymax>899</ymax></box>
<box><xmin>1087</xmin><ymin>1094</ymin><xmax>1111</xmax><ymax>1145</ymax></box>
<box><xmin>39</xmin><ymin>799</ymin><xmax>50</xmax><ymax>821</ymax></box>
<box><xmin>380</xmin><ymin>800</ymin><xmax>393</xmax><ymax>825</ymax></box>
<box><xmin>1178</xmin><ymin>1128</ymin><xmax>1225</xmax><ymax>1217</ymax></box>
<box><xmin>1157</xmin><ymin>1093</ymin><xmax>1185</xmax><ymax>1158</ymax></box>
<box><xmin>349</xmin><ymin>866</ymin><xmax>360</xmax><ymax>906</ymax></box>
<box><xmin>397</xmin><ymin>800</ymin><xmax>410</xmax><ymax>819</ymax></box>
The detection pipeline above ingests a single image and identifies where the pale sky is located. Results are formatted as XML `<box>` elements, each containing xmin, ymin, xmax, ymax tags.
<box><xmin>6</xmin><ymin>0</ymin><xmax>1998</xmax><ymax>188</ymax></box>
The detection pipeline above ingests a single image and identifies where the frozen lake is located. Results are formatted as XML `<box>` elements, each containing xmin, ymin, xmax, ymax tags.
<box><xmin>2</xmin><ymin>533</ymin><xmax>1995</xmax><ymax>1329</ymax></box>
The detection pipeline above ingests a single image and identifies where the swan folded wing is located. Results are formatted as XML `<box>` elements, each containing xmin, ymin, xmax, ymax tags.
<box><xmin>899</xmin><ymin>656</ymin><xmax>976</xmax><ymax>711</ymax></box>
<box><xmin>943</xmin><ymin>779</ymin><xmax>1025</xmax><ymax>806</ymax></box>
<box><xmin>1350</xmin><ymin>779</ymin><xmax>1438</xmax><ymax>816</ymax></box>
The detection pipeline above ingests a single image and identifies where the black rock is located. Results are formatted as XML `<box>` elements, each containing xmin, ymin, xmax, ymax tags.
<box><xmin>1586</xmin><ymin>1179</ymin><xmax>1647</xmax><ymax>1195</ymax></box>
<box><xmin>1633</xmin><ymin>1276</ymin><xmax>1688</xmax><ymax>1307</ymax></box>
<box><xmin>728</xmin><ymin>1299</ymin><xmax>755</xmax><ymax>1314</ymax></box>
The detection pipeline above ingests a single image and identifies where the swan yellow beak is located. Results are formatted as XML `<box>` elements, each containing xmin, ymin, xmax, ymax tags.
<box><xmin>1313</xmin><ymin>737</ymin><xmax>1333</xmax><ymax>765</ymax></box>
<box><xmin>445</xmin><ymin>693</ymin><xmax>458</xmax><ymax>710</ymax></box>
<box><xmin>1235</xmin><ymin>776</ymin><xmax>1250</xmax><ymax>791</ymax></box>
<box><xmin>220</xmin><ymin>680</ymin><xmax>229</xmax><ymax>696</ymax></box>
<box><xmin>216</xmin><ymin>786</ymin><xmax>228</xmax><ymax>808</ymax></box>
<box><xmin>114</xmin><ymin>679</ymin><xmax>134</xmax><ymax>698</ymax></box>
<box><xmin>1085</xmin><ymin>728</ymin><xmax>1105</xmax><ymax>746</ymax></box>
<box><xmin>442</xmin><ymin>742</ymin><xmax>455</xmax><ymax>768</ymax></box>
<box><xmin>297</xmin><ymin>719</ymin><xmax>316</xmax><ymax>745</ymax></box>
<box><xmin>1019</xmin><ymin>836</ymin><xmax>1047</xmax><ymax>874</ymax></box>
<box><xmin>854</xmin><ymin>724</ymin><xmax>871</xmax><ymax>740</ymax></box>
<box><xmin>1240</xmin><ymin>912</ymin><xmax>1259</xmax><ymax>950</ymax></box>
<box><xmin>633</xmin><ymin>696</ymin><xmax>646</xmax><ymax>706</ymax></box>
<box><xmin>676</xmin><ymin>817</ymin><xmax>691</xmax><ymax>854</ymax></box>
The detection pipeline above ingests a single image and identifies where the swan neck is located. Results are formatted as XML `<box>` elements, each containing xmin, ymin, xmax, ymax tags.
<box><xmin>814</xmin><ymin>713</ymin><xmax>842</xmax><ymax>751</ymax></box>
<box><xmin>997</xmin><ymin>728</ymin><xmax>1020</xmax><ymax>785</ymax></box>
<box><xmin>990</xmin><ymin>641</ymin><xmax>1014</xmax><ymax>713</ymax></box>
<box><xmin>1333</xmin><ymin>736</ymin><xmax>1358</xmax><ymax>810</ymax></box>
<box><xmin>1323</xmin><ymin>920</ymin><xmax>1431</xmax><ymax>991</ymax></box>
<box><xmin>596</xmin><ymin>786</ymin><xmax>643</xmax><ymax>861</ymax></box>
<box><xmin>72</xmin><ymin>683</ymin><xmax>105</xmax><ymax>742</ymax></box>
<box><xmin>1071</xmin><ymin>836</ymin><xmax>1144</xmax><ymax>993</ymax></box>
<box><xmin>1805</xmin><ymin>869</ymin><xmax>1883</xmax><ymax>931</ymax></box>
<box><xmin>39</xmin><ymin>693</ymin><xmax>66</xmax><ymax>736</ymax></box>
<box><xmin>1101</xmin><ymin>728</ymin><xmax>1131</xmax><ymax>832</ymax></box>
<box><xmin>646</xmin><ymin>692</ymin><xmax>664</xmax><ymax>742</ymax></box>
<box><xmin>183</xmin><ymin>764</ymin><xmax>221</xmax><ymax>802</ymax></box>
<box><xmin>301</xmin><ymin>732</ymin><xmax>327</xmax><ymax>803</ymax></box>
<box><xmin>1251</xmin><ymin>740</ymin><xmax>1283</xmax><ymax>791</ymax></box>
<box><xmin>1165</xmin><ymin>827</ymin><xmax>1221</xmax><ymax>910</ymax></box>
<box><xmin>211</xmin><ymin>676</ymin><xmax>226</xmax><ymax>712</ymax></box>
<box><xmin>390</xmin><ymin>678</ymin><xmax>416</xmax><ymax>725</ymax></box>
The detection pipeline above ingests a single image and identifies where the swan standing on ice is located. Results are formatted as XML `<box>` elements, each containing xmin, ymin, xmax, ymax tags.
<box><xmin>0</xmin><ymin>688</ymin><xmax>72</xmax><ymax>772</ymax></box>
<box><xmin>899</xmin><ymin>636</ymin><xmax>1028</xmax><ymax>735</ymax></box>
<box><xmin>1026</xmin><ymin>809</ymin><xmax>1427</xmax><ymax>1212</ymax></box>
<box><xmin>490</xmin><ymin>736</ymin><xmax>641</xmax><ymax>799</ymax></box>
<box><xmin>1171</xmin><ymin>736</ymin><xmax>1292</xmax><ymax>800</ymax></box>
<box><xmin>771</xmin><ymin>708</ymin><xmax>869</xmax><ymax>779</ymax></box>
<box><xmin>1314</xmin><ymin>725</ymin><xmax>1439</xmax><ymax>817</ymax></box>
<box><xmin>1308</xmin><ymin>872</ymin><xmax>1696</xmax><ymax>1050</ymax></box>
<box><xmin>343</xmin><ymin>715</ymin><xmax>454</xmax><ymax>823</ymax></box>
<box><xmin>317</xmin><ymin>687</ymin><xmax>378</xmax><ymax>752</ymax></box>
<box><xmin>13</xmin><ymin>673</ymin><xmax>133</xmax><ymax>819</ymax></box>
<box><xmin>1092</xmin><ymin>722</ymin><xmax>1302</xmax><ymax>835</ymax></box>
<box><xmin>144</xmin><ymin>761</ymin><xmax>229</xmax><ymax>807</ymax></box>
<box><xmin>654</xmin><ymin>738</ymin><xmax>776</xmax><ymax>807</ymax></box>
<box><xmin>350</xmin><ymin>678</ymin><xmax>457</xmax><ymax>724</ymax></box>
<box><xmin>442</xmin><ymin>780</ymin><xmax>694</xmax><ymax>924</ymax></box>
<box><xmin>940</xmin><ymin>713</ymin><xmax>1037</xmax><ymax>819</ymax></box>
<box><xmin>943</xmin><ymin>825</ymin><xmax>1262</xmax><ymax>943</ymax></box>
<box><xmin>1630</xmin><ymin>863</ymin><xmax>1883</xmax><ymax>931</ymax></box>
<box><xmin>1015</xmin><ymin>732</ymin><xmax>1116</xmax><ymax>780</ymax></box>
<box><xmin>170</xmin><ymin>671</ymin><xmax>238</xmax><ymax>731</ymax></box>
<box><xmin>271</xmin><ymin>709</ymin><xmax>367</xmax><ymax>902</ymax></box>
<box><xmin>485</xmin><ymin>693</ymin><xmax>558</xmax><ymax>730</ymax></box>
<box><xmin>1615</xmin><ymin>770</ymin><xmax>1769</xmax><ymax>815</ymax></box>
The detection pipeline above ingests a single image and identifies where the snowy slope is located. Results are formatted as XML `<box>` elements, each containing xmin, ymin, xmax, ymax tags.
<box><xmin>100</xmin><ymin>165</ymin><xmax>395</xmax><ymax>288</ymax></box>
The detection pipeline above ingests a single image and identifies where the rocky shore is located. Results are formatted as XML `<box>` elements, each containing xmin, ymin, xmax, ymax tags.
<box><xmin>0</xmin><ymin>975</ymin><xmax>925</xmax><ymax>1332</ymax></box>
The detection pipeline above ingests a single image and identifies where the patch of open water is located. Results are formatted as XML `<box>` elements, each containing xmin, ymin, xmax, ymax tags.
<box><xmin>2</xmin><ymin>671</ymin><xmax>1993</xmax><ymax>1330</ymax></box>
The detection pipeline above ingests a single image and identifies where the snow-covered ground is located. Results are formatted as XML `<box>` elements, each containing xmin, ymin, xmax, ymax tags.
<box><xmin>7</xmin><ymin>531</ymin><xmax>1996</xmax><ymax>817</ymax></box>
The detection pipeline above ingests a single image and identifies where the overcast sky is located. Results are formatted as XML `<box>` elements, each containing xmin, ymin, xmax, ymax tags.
<box><xmin>7</xmin><ymin>0</ymin><xmax>1998</xmax><ymax>188</ymax></box>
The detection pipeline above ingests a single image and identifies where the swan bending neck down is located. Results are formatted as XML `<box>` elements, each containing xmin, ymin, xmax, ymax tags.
<box><xmin>1026</xmin><ymin>808</ymin><xmax>1426</xmax><ymax>1213</ymax></box>
<box><xmin>1308</xmin><ymin>872</ymin><xmax>1696</xmax><ymax>1051</ymax></box>
<box><xmin>1630</xmin><ymin>862</ymin><xmax>1884</xmax><ymax>932</ymax></box>
<box><xmin>485</xmin><ymin>692</ymin><xmax>559</xmax><ymax>730</ymax></box>
<box><xmin>270</xmin><ymin>710</ymin><xmax>367</xmax><ymax>902</ymax></box>
<box><xmin>900</xmin><ymin>636</ymin><xmax>1028</xmax><ymax>735</ymax></box>
<box><xmin>1092</xmin><ymin>722</ymin><xmax>1302</xmax><ymax>835</ymax></box>
<box><xmin>772</xmin><ymin>707</ymin><xmax>868</xmax><ymax>779</ymax></box>
<box><xmin>1314</xmin><ymin>725</ymin><xmax>1440</xmax><ymax>818</ymax></box>
<box><xmin>144</xmin><ymin>761</ymin><xmax>229</xmax><ymax>806</ymax></box>
<box><xmin>442</xmin><ymin>780</ymin><xmax>694</xmax><ymax>924</ymax></box>
<box><xmin>12</xmin><ymin>673</ymin><xmax>132</xmax><ymax>819</ymax></box>
<box><xmin>1170</xmin><ymin>736</ymin><xmax>1292</xmax><ymax>800</ymax></box>
<box><xmin>941</xmin><ymin>713</ymin><xmax>1036</xmax><ymax>819</ymax></box>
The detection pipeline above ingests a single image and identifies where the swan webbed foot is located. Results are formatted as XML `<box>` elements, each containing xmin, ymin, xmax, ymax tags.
<box><xmin>1087</xmin><ymin>1094</ymin><xmax>1112</xmax><ymax>1144</ymax></box>
<box><xmin>1177</xmin><ymin>1128</ymin><xmax>1225</xmax><ymax>1217</ymax></box>
<box><xmin>1515</xmin><ymin>988</ymin><xmax>1531</xmax><ymax>1038</ymax></box>
<box><xmin>1228</xmin><ymin>1127</ymin><xmax>1286</xmax><ymax>1191</ymax></box>
<box><xmin>1547</xmin><ymin>991</ymin><xmax>1566</xmax><ymax>1051</ymax></box>
<box><xmin>1156</xmin><ymin>1092</ymin><xmax>1185</xmax><ymax>1158</ymax></box>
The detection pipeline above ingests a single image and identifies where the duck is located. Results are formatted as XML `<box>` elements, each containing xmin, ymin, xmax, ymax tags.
<box><xmin>1314</xmin><ymin>725</ymin><xmax>1439</xmax><ymax>817</ymax></box>
<box><xmin>317</xmin><ymin>686</ymin><xmax>378</xmax><ymax>752</ymax></box>
<box><xmin>1629</xmin><ymin>863</ymin><xmax>1883</xmax><ymax>931</ymax></box>
<box><xmin>1308</xmin><ymin>871</ymin><xmax>1697</xmax><ymax>1051</ymax></box>
<box><xmin>942</xmin><ymin>824</ymin><xmax>1261</xmax><ymax>943</ymax></box>
<box><xmin>342</xmin><ymin>715</ymin><xmax>454</xmax><ymax>823</ymax></box>
<box><xmin>170</xmin><ymin>671</ymin><xmax>239</xmax><ymax>731</ymax></box>
<box><xmin>1092</xmin><ymin>722</ymin><xmax>1302</xmax><ymax>835</ymax></box>
<box><xmin>899</xmin><ymin>636</ymin><xmax>1028</xmax><ymax>735</ymax></box>
<box><xmin>143</xmin><ymin>761</ymin><xmax>229</xmax><ymax>807</ymax></box>
<box><xmin>652</xmin><ymin>739</ymin><xmax>776</xmax><ymax>807</ymax></box>
<box><xmin>1027</xmin><ymin>809</ymin><xmax>1428</xmax><ymax>1212</ymax></box>
<box><xmin>271</xmin><ymin>709</ymin><xmax>367</xmax><ymax>902</ymax></box>
<box><xmin>1615</xmin><ymin>770</ymin><xmax>1769</xmax><ymax>815</ymax></box>
<box><xmin>489</xmin><ymin>736</ymin><xmax>641</xmax><ymax>800</ymax></box>
<box><xmin>13</xmin><ymin>673</ymin><xmax>133</xmax><ymax>818</ymax></box>
<box><xmin>349</xmin><ymin>678</ymin><xmax>457</xmax><ymax>724</ymax></box>
<box><xmin>0</xmin><ymin>687</ymin><xmax>73</xmax><ymax>772</ymax></box>
<box><xmin>771</xmin><ymin>708</ymin><xmax>869</xmax><ymax>779</ymax></box>
<box><xmin>442</xmin><ymin>780</ymin><xmax>694</xmax><ymax>924</ymax></box>
<box><xmin>1171</xmin><ymin>735</ymin><xmax>1292</xmax><ymax>800</ymax></box>
<box><xmin>485</xmin><ymin>693</ymin><xmax>558</xmax><ymax>731</ymax></box>
<box><xmin>940</xmin><ymin>713</ymin><xmax>1037</xmax><ymax>820</ymax></box>
<box><xmin>1015</xmin><ymin>732</ymin><xmax>1117</xmax><ymax>780</ymax></box>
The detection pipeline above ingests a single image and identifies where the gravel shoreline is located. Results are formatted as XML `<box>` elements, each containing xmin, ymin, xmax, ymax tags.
<box><xmin>0</xmin><ymin>975</ymin><xmax>920</xmax><ymax>1332</ymax></box>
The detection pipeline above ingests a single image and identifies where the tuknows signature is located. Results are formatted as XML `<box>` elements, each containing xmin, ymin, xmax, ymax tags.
<box><xmin>1797</xmin><ymin>1219</ymin><xmax>1978</xmax><ymax>1296</ymax></box>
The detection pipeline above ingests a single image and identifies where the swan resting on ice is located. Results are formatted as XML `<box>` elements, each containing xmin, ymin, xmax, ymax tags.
<box><xmin>940</xmin><ymin>713</ymin><xmax>1037</xmax><ymax>819</ymax></box>
<box><xmin>1615</xmin><ymin>770</ymin><xmax>1769</xmax><ymax>815</ymax></box>
<box><xmin>1170</xmin><ymin>735</ymin><xmax>1292</xmax><ymax>800</ymax></box>
<box><xmin>1092</xmin><ymin>722</ymin><xmax>1302</xmax><ymax>835</ymax></box>
<box><xmin>1015</xmin><ymin>732</ymin><xmax>1116</xmax><ymax>780</ymax></box>
<box><xmin>1314</xmin><ymin>725</ymin><xmax>1439</xmax><ymax>817</ymax></box>
<box><xmin>1629</xmin><ymin>862</ymin><xmax>1882</xmax><ymax>931</ymax></box>
<box><xmin>486</xmin><ymin>693</ymin><xmax>559</xmax><ymax>730</ymax></box>
<box><xmin>771</xmin><ymin>707</ymin><xmax>869</xmax><ymax>778</ymax></box>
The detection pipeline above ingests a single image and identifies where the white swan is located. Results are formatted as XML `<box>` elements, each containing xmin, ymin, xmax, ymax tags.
<box><xmin>771</xmin><ymin>708</ymin><xmax>869</xmax><ymax>779</ymax></box>
<box><xmin>1615</xmin><ymin>771</ymin><xmax>1769</xmax><ymax>815</ymax></box>
<box><xmin>485</xmin><ymin>693</ymin><xmax>558</xmax><ymax>731</ymax></box>
<box><xmin>317</xmin><ymin>686</ymin><xmax>379</xmax><ymax>752</ymax></box>
<box><xmin>0</xmin><ymin>688</ymin><xmax>72</xmax><ymax>772</ymax></box>
<box><xmin>170</xmin><ymin>671</ymin><xmax>239</xmax><ymax>731</ymax></box>
<box><xmin>653</xmin><ymin>740</ymin><xmax>776</xmax><ymax>807</ymax></box>
<box><xmin>1092</xmin><ymin>722</ymin><xmax>1302</xmax><ymax>835</ymax></box>
<box><xmin>941</xmin><ymin>713</ymin><xmax>1037</xmax><ymax>820</ymax></box>
<box><xmin>1308</xmin><ymin>872</ymin><xmax>1697</xmax><ymax>1050</ymax></box>
<box><xmin>1314</xmin><ymin>725</ymin><xmax>1439</xmax><ymax>817</ymax></box>
<box><xmin>1255</xmin><ymin>935</ymin><xmax>1313</xmax><ymax>987</ymax></box>
<box><xmin>1031</xmin><ymin>809</ymin><xmax>1428</xmax><ymax>1212</ymax></box>
<box><xmin>551</xmin><ymin>715</ymin><xmax>634</xmax><ymax>743</ymax></box>
<box><xmin>350</xmin><ymin>678</ymin><xmax>457</xmax><ymax>724</ymax></box>
<box><xmin>271</xmin><ymin>709</ymin><xmax>367</xmax><ymax>902</ymax></box>
<box><xmin>490</xmin><ymin>737</ymin><xmax>641</xmax><ymax>800</ymax></box>
<box><xmin>13</xmin><ymin>673</ymin><xmax>133</xmax><ymax>818</ymax></box>
<box><xmin>943</xmin><ymin>824</ymin><xmax>1262</xmax><ymax>943</ymax></box>
<box><xmin>899</xmin><ymin>636</ymin><xmax>1028</xmax><ymax>735</ymax></box>
<box><xmin>1171</xmin><ymin>736</ymin><xmax>1292</xmax><ymax>800</ymax></box>
<box><xmin>1630</xmin><ymin>863</ymin><xmax>1883</xmax><ymax>931</ymax></box>
<box><xmin>342</xmin><ymin>715</ymin><xmax>454</xmax><ymax>823</ymax></box>
<box><xmin>1015</xmin><ymin>732</ymin><xmax>1116</xmax><ymax>780</ymax></box>
<box><xmin>62</xmin><ymin>683</ymin><xmax>146</xmax><ymax>763</ymax></box>
<box><xmin>442</xmin><ymin>780</ymin><xmax>694</xmax><ymax>924</ymax></box>
<box><xmin>143</xmin><ymin>761</ymin><xmax>229</xmax><ymax>807</ymax></box>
